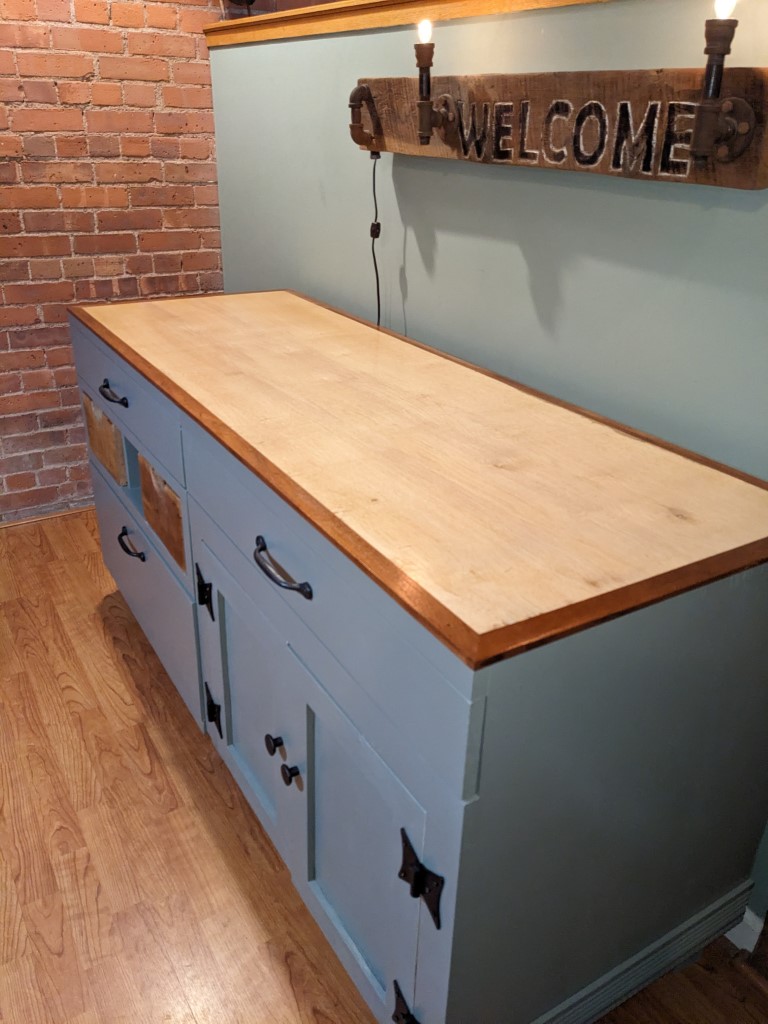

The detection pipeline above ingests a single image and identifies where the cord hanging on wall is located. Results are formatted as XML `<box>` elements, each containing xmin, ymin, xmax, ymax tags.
<box><xmin>347</xmin><ymin>3</ymin><xmax>767</xmax><ymax>191</ymax></box>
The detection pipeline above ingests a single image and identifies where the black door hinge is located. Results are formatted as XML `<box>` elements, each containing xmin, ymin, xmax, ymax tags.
<box><xmin>195</xmin><ymin>562</ymin><xmax>215</xmax><ymax>621</ymax></box>
<box><xmin>398</xmin><ymin>827</ymin><xmax>444</xmax><ymax>930</ymax></box>
<box><xmin>204</xmin><ymin>682</ymin><xmax>223</xmax><ymax>739</ymax></box>
<box><xmin>392</xmin><ymin>980</ymin><xmax>421</xmax><ymax>1024</ymax></box>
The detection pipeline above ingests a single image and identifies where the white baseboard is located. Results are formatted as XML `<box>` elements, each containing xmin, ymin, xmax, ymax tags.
<box><xmin>533</xmin><ymin>882</ymin><xmax>752</xmax><ymax>1024</ymax></box>
<box><xmin>726</xmin><ymin>907</ymin><xmax>765</xmax><ymax>953</ymax></box>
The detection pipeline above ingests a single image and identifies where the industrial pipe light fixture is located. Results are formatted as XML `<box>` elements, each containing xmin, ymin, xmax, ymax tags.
<box><xmin>347</xmin><ymin>6</ymin><xmax>768</xmax><ymax>191</ymax></box>
<box><xmin>690</xmin><ymin>0</ymin><xmax>756</xmax><ymax>164</ymax></box>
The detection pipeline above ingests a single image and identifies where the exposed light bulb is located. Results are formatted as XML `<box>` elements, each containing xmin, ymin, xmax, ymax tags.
<box><xmin>417</xmin><ymin>19</ymin><xmax>433</xmax><ymax>44</ymax></box>
<box><xmin>714</xmin><ymin>0</ymin><xmax>737</xmax><ymax>18</ymax></box>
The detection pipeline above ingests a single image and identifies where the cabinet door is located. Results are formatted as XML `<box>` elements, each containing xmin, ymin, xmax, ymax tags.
<box><xmin>299</xmin><ymin>664</ymin><xmax>426</xmax><ymax>1014</ymax></box>
<box><xmin>194</xmin><ymin>542</ymin><xmax>428</xmax><ymax>1016</ymax></box>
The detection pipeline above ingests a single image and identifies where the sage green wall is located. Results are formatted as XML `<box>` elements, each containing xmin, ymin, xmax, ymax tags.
<box><xmin>210</xmin><ymin>0</ymin><xmax>768</xmax><ymax>912</ymax></box>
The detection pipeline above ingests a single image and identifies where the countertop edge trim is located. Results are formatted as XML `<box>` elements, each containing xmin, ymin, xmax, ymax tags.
<box><xmin>68</xmin><ymin>296</ymin><xmax>768</xmax><ymax>669</ymax></box>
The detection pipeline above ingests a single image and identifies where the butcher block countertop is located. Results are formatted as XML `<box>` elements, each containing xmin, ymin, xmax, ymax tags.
<box><xmin>70</xmin><ymin>290</ymin><xmax>768</xmax><ymax>668</ymax></box>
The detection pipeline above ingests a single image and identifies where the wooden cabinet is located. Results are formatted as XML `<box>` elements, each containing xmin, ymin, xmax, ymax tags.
<box><xmin>69</xmin><ymin>293</ymin><xmax>768</xmax><ymax>1024</ymax></box>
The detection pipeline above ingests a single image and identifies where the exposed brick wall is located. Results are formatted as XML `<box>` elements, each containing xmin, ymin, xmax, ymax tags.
<box><xmin>0</xmin><ymin>0</ymin><xmax>224</xmax><ymax>523</ymax></box>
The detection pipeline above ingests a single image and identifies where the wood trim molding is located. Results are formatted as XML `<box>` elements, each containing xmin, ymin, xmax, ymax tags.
<box><xmin>203</xmin><ymin>0</ymin><xmax>613</xmax><ymax>49</ymax></box>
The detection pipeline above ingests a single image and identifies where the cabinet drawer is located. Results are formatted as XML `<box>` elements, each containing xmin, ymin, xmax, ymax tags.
<box><xmin>189</xmin><ymin>494</ymin><xmax>480</xmax><ymax>802</ymax></box>
<box><xmin>91</xmin><ymin>464</ymin><xmax>201</xmax><ymax>725</ymax></box>
<box><xmin>70</xmin><ymin>317</ymin><xmax>184</xmax><ymax>485</ymax></box>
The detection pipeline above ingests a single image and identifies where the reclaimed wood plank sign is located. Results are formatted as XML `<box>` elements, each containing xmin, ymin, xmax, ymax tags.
<box><xmin>349</xmin><ymin>69</ymin><xmax>768</xmax><ymax>189</ymax></box>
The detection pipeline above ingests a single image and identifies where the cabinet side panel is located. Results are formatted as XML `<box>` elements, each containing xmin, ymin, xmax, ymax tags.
<box><xmin>448</xmin><ymin>566</ymin><xmax>768</xmax><ymax>1024</ymax></box>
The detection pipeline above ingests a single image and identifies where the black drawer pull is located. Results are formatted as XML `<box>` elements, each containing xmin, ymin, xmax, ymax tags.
<box><xmin>99</xmin><ymin>378</ymin><xmax>129</xmax><ymax>408</ymax></box>
<box><xmin>253</xmin><ymin>536</ymin><xmax>313</xmax><ymax>600</ymax></box>
<box><xmin>117</xmin><ymin>526</ymin><xmax>146</xmax><ymax>562</ymax></box>
<box><xmin>264</xmin><ymin>733</ymin><xmax>284</xmax><ymax>757</ymax></box>
<box><xmin>281</xmin><ymin>764</ymin><xmax>300</xmax><ymax>786</ymax></box>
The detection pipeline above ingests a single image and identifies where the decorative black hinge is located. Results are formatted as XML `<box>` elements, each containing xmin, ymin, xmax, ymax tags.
<box><xmin>195</xmin><ymin>562</ymin><xmax>215</xmax><ymax>621</ymax></box>
<box><xmin>204</xmin><ymin>682</ymin><xmax>223</xmax><ymax>739</ymax></box>
<box><xmin>398</xmin><ymin>827</ymin><xmax>444</xmax><ymax>930</ymax></box>
<box><xmin>392</xmin><ymin>980</ymin><xmax>421</xmax><ymax>1024</ymax></box>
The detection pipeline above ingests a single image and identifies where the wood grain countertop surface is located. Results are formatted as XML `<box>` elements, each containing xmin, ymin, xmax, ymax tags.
<box><xmin>70</xmin><ymin>290</ymin><xmax>768</xmax><ymax>668</ymax></box>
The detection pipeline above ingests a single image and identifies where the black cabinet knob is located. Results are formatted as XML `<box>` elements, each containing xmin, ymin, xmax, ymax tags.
<box><xmin>281</xmin><ymin>764</ymin><xmax>300</xmax><ymax>787</ymax></box>
<box><xmin>264</xmin><ymin>733</ymin><xmax>284</xmax><ymax>757</ymax></box>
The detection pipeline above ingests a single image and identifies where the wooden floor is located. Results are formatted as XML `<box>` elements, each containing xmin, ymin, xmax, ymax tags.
<box><xmin>1</xmin><ymin>508</ymin><xmax>768</xmax><ymax>1024</ymax></box>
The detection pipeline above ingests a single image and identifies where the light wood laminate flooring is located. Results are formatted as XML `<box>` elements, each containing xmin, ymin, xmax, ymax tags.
<box><xmin>1</xmin><ymin>508</ymin><xmax>767</xmax><ymax>1024</ymax></box>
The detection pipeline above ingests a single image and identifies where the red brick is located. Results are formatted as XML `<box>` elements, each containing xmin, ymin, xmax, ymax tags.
<box><xmin>23</xmin><ymin>136</ymin><xmax>56</xmax><ymax>158</ymax></box>
<box><xmin>111</xmin><ymin>1</ymin><xmax>143</xmax><ymax>27</ymax></box>
<box><xmin>36</xmin><ymin>466</ymin><xmax>68</xmax><ymax>487</ymax></box>
<box><xmin>41</xmin><ymin>303</ymin><xmax>69</xmax><ymax>324</ymax></box>
<box><xmin>162</xmin><ymin>207</ymin><xmax>219</xmax><ymax>229</ymax></box>
<box><xmin>88</xmin><ymin>135</ymin><xmax>121</xmax><ymax>158</ymax></box>
<box><xmin>130</xmin><ymin>184</ymin><xmax>194</xmax><ymax>207</ymax></box>
<box><xmin>0</xmin><ymin>51</ymin><xmax>15</xmax><ymax>75</ymax></box>
<box><xmin>164</xmin><ymin>161</ymin><xmax>217</xmax><ymax>183</ymax></box>
<box><xmin>178</xmin><ymin>7</ymin><xmax>216</xmax><ymax>33</ymax></box>
<box><xmin>95</xmin><ymin>161</ymin><xmax>161</xmax><ymax>182</ymax></box>
<box><xmin>23</xmin><ymin>161</ymin><xmax>93</xmax><ymax>184</ymax></box>
<box><xmin>153</xmin><ymin>252</ymin><xmax>181</xmax><ymax>273</ymax></box>
<box><xmin>73</xmin><ymin>278</ymin><xmax>119</xmax><ymax>300</ymax></box>
<box><xmin>4</xmin><ymin>280</ymin><xmax>74</xmax><ymax>303</ymax></box>
<box><xmin>62</xmin><ymin>256</ymin><xmax>95</xmax><ymax>278</ymax></box>
<box><xmin>0</xmin><ymin>213</ymin><xmax>23</xmax><ymax>234</ymax></box>
<box><xmin>8</xmin><ymin>325</ymin><xmax>69</xmax><ymax>348</ymax></box>
<box><xmin>11</xmin><ymin>108</ymin><xmax>84</xmax><ymax>132</ymax></box>
<box><xmin>21</xmin><ymin>368</ymin><xmax>56</xmax><ymax>390</ymax></box>
<box><xmin>92</xmin><ymin>255</ymin><xmax>127</xmax><ymax>276</ymax></box>
<box><xmin>0</xmin><ymin>412</ymin><xmax>38</xmax><ymax>434</ymax></box>
<box><xmin>0</xmin><ymin>164</ymin><xmax>19</xmax><ymax>184</ymax></box>
<box><xmin>2</xmin><ymin>390</ymin><xmax>61</xmax><ymax>414</ymax></box>
<box><xmin>55</xmin><ymin>135</ymin><xmax>89</xmax><ymax>158</ymax></box>
<box><xmin>178</xmin><ymin>137</ymin><xmax>213</xmax><ymax>160</ymax></box>
<box><xmin>6</xmin><ymin>472</ymin><xmax>39</xmax><ymax>491</ymax></box>
<box><xmin>21</xmin><ymin>79</ymin><xmax>57</xmax><ymax>103</ymax></box>
<box><xmin>44</xmin><ymin>346</ymin><xmax>75</xmax><ymax>367</ymax></box>
<box><xmin>35</xmin><ymin>0</ymin><xmax>71</xmax><ymax>20</ymax></box>
<box><xmin>97</xmin><ymin>208</ymin><xmax>162</xmax><ymax>232</ymax></box>
<box><xmin>145</xmin><ymin>4</ymin><xmax>176</xmax><ymax>29</ymax></box>
<box><xmin>154</xmin><ymin>110</ymin><xmax>213</xmax><ymax>135</ymax></box>
<box><xmin>60</xmin><ymin>185</ymin><xmax>129</xmax><ymax>208</ymax></box>
<box><xmin>0</xmin><ymin>349</ymin><xmax>44</xmax><ymax>371</ymax></box>
<box><xmin>0</xmin><ymin>0</ymin><xmax>36</xmax><ymax>19</ymax></box>
<box><xmin>38</xmin><ymin>405</ymin><xmax>82</xmax><ymax>426</ymax></box>
<box><xmin>194</xmin><ymin>184</ymin><xmax>218</xmax><ymax>206</ymax></box>
<box><xmin>0</xmin><ymin>260</ymin><xmax>30</xmax><ymax>283</ymax></box>
<box><xmin>2</xmin><ymin>235</ymin><xmax>71</xmax><ymax>257</ymax></box>
<box><xmin>0</xmin><ymin>451</ymin><xmax>45</xmax><ymax>473</ymax></box>
<box><xmin>150</xmin><ymin>137</ymin><xmax>180</xmax><ymax>159</ymax></box>
<box><xmin>87</xmin><ymin>109</ymin><xmax>153</xmax><ymax>134</ymax></box>
<box><xmin>161</xmin><ymin>84</ymin><xmax>212</xmax><ymax>109</ymax></box>
<box><xmin>0</xmin><ymin>136</ymin><xmax>23</xmax><ymax>158</ymax></box>
<box><xmin>91</xmin><ymin>82</ymin><xmax>122</xmax><ymax>105</ymax></box>
<box><xmin>0</xmin><ymin>487</ymin><xmax>61</xmax><ymax>515</ymax></box>
<box><xmin>99</xmin><ymin>55</ymin><xmax>169</xmax><ymax>82</ymax></box>
<box><xmin>57</xmin><ymin>81</ymin><xmax>91</xmax><ymax>105</ymax></box>
<box><xmin>0</xmin><ymin>81</ymin><xmax>23</xmax><ymax>102</ymax></box>
<box><xmin>120</xmin><ymin>137</ymin><xmax>151</xmax><ymax>158</ymax></box>
<box><xmin>124</xmin><ymin>254</ymin><xmax>153</xmax><ymax>275</ymax></box>
<box><xmin>122</xmin><ymin>82</ymin><xmax>157</xmax><ymax>106</ymax></box>
<box><xmin>73</xmin><ymin>0</ymin><xmax>109</xmax><ymax>23</ymax></box>
<box><xmin>128</xmin><ymin>32</ymin><xmax>195</xmax><ymax>58</ymax></box>
<box><xmin>170</xmin><ymin>61</ymin><xmax>211</xmax><ymax>86</ymax></box>
<box><xmin>16</xmin><ymin>52</ymin><xmax>95</xmax><ymax>79</ymax></box>
<box><xmin>116</xmin><ymin>277</ymin><xmax>139</xmax><ymax>298</ymax></box>
<box><xmin>0</xmin><ymin>303</ymin><xmax>32</xmax><ymax>328</ymax></box>
<box><xmin>0</xmin><ymin>186</ymin><xmax>59</xmax><ymax>211</ymax></box>
<box><xmin>0</xmin><ymin>23</ymin><xmax>50</xmax><ymax>47</ymax></box>
<box><xmin>29</xmin><ymin>258</ymin><xmax>62</xmax><ymax>280</ymax></box>
<box><xmin>24</xmin><ymin>210</ymin><xmax>93</xmax><ymax>232</ymax></box>
<box><xmin>0</xmin><ymin>373</ymin><xmax>22</xmax><ymax>395</ymax></box>
<box><xmin>73</xmin><ymin>233</ymin><xmax>137</xmax><ymax>254</ymax></box>
<box><xmin>199</xmin><ymin>229</ymin><xmax>220</xmax><ymax>249</ymax></box>
<box><xmin>51</xmin><ymin>26</ymin><xmax>125</xmax><ymax>53</ymax></box>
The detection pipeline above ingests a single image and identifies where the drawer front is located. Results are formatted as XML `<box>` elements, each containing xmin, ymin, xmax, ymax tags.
<box><xmin>70</xmin><ymin>317</ymin><xmax>184</xmax><ymax>485</ymax></box>
<box><xmin>188</xmin><ymin>494</ymin><xmax>478</xmax><ymax>803</ymax></box>
<box><xmin>92</xmin><ymin>464</ymin><xmax>201</xmax><ymax>725</ymax></box>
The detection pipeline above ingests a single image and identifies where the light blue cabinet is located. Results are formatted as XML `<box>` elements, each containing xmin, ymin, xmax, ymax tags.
<box><xmin>71</xmin><ymin>308</ymin><xmax>768</xmax><ymax>1024</ymax></box>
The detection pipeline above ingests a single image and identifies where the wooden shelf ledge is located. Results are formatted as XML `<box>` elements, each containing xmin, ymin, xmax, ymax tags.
<box><xmin>203</xmin><ymin>0</ymin><xmax>612</xmax><ymax>49</ymax></box>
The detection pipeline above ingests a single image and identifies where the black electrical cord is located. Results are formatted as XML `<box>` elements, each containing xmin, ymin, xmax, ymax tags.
<box><xmin>370</xmin><ymin>152</ymin><xmax>381</xmax><ymax>327</ymax></box>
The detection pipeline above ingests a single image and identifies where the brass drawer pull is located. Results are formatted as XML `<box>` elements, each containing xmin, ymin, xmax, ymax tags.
<box><xmin>99</xmin><ymin>378</ymin><xmax>129</xmax><ymax>408</ymax></box>
<box><xmin>117</xmin><ymin>526</ymin><xmax>146</xmax><ymax>562</ymax></box>
<box><xmin>253</xmin><ymin>535</ymin><xmax>313</xmax><ymax>600</ymax></box>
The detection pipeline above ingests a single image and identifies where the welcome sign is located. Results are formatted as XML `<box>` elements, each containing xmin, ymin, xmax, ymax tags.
<box><xmin>352</xmin><ymin>69</ymin><xmax>768</xmax><ymax>189</ymax></box>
